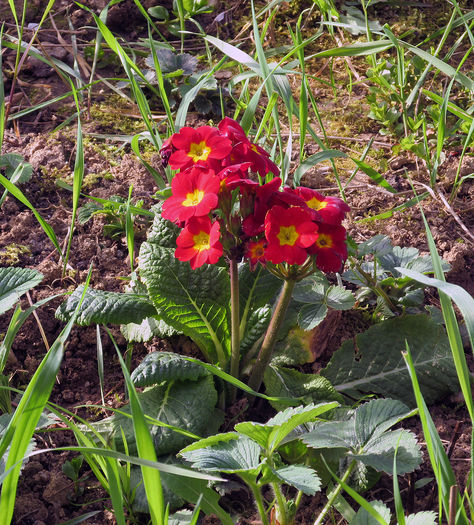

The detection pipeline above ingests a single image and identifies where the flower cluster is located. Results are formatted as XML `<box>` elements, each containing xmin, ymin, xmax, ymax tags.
<box><xmin>160</xmin><ymin>118</ymin><xmax>350</xmax><ymax>274</ymax></box>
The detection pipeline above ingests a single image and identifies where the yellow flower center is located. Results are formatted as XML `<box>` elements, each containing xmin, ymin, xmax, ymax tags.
<box><xmin>306</xmin><ymin>197</ymin><xmax>328</xmax><ymax>211</ymax></box>
<box><xmin>252</xmin><ymin>244</ymin><xmax>265</xmax><ymax>258</ymax></box>
<box><xmin>277</xmin><ymin>225</ymin><xmax>299</xmax><ymax>246</ymax></box>
<box><xmin>193</xmin><ymin>231</ymin><xmax>211</xmax><ymax>252</ymax></box>
<box><xmin>316</xmin><ymin>234</ymin><xmax>333</xmax><ymax>248</ymax></box>
<box><xmin>188</xmin><ymin>141</ymin><xmax>211</xmax><ymax>162</ymax></box>
<box><xmin>182</xmin><ymin>189</ymin><xmax>205</xmax><ymax>207</ymax></box>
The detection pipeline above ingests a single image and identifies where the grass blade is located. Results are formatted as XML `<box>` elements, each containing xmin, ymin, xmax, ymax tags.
<box><xmin>106</xmin><ymin>327</ymin><xmax>164</xmax><ymax>525</ymax></box>
<box><xmin>0</xmin><ymin>269</ymin><xmax>92</xmax><ymax>524</ymax></box>
<box><xmin>0</xmin><ymin>172</ymin><xmax>62</xmax><ymax>255</ymax></box>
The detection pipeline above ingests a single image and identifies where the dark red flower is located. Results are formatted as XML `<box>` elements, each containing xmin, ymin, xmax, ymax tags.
<box><xmin>241</xmin><ymin>177</ymin><xmax>282</xmax><ymax>237</ymax></box>
<box><xmin>160</xmin><ymin>137</ymin><xmax>174</xmax><ymax>167</ymax></box>
<box><xmin>245</xmin><ymin>238</ymin><xmax>267</xmax><ymax>268</ymax></box>
<box><xmin>264</xmin><ymin>205</ymin><xmax>319</xmax><ymax>265</ymax></box>
<box><xmin>175</xmin><ymin>216</ymin><xmax>223</xmax><ymax>269</ymax></box>
<box><xmin>294</xmin><ymin>187</ymin><xmax>350</xmax><ymax>225</ymax></box>
<box><xmin>308</xmin><ymin>223</ymin><xmax>348</xmax><ymax>273</ymax></box>
<box><xmin>168</xmin><ymin>126</ymin><xmax>232</xmax><ymax>170</ymax></box>
<box><xmin>161</xmin><ymin>166</ymin><xmax>219</xmax><ymax>223</ymax></box>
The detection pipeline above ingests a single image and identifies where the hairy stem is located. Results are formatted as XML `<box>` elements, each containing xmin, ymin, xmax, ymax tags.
<box><xmin>248</xmin><ymin>278</ymin><xmax>296</xmax><ymax>393</ymax></box>
<box><xmin>248</xmin><ymin>480</ymin><xmax>270</xmax><ymax>525</ymax></box>
<box><xmin>272</xmin><ymin>481</ymin><xmax>289</xmax><ymax>525</ymax></box>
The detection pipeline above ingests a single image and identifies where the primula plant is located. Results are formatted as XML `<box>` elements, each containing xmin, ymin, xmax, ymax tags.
<box><xmin>156</xmin><ymin>117</ymin><xmax>350</xmax><ymax>391</ymax></box>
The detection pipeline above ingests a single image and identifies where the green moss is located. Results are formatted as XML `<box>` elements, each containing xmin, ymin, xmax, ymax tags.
<box><xmin>89</xmin><ymin>95</ymin><xmax>145</xmax><ymax>135</ymax></box>
<box><xmin>0</xmin><ymin>244</ymin><xmax>31</xmax><ymax>265</ymax></box>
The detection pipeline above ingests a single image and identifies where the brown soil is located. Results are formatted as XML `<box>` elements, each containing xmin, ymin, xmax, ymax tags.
<box><xmin>1</xmin><ymin>0</ymin><xmax>473</xmax><ymax>524</ymax></box>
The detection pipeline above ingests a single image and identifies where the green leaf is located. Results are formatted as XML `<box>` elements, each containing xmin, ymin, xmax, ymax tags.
<box><xmin>321</xmin><ymin>315</ymin><xmax>458</xmax><ymax>406</ymax></box>
<box><xmin>349</xmin><ymin>500</ymin><xmax>391</xmax><ymax>525</ymax></box>
<box><xmin>121</xmin><ymin>316</ymin><xmax>179</xmax><ymax>343</ymax></box>
<box><xmin>303</xmin><ymin>399</ymin><xmax>421</xmax><ymax>476</ymax></box>
<box><xmin>396</xmin><ymin>268</ymin><xmax>474</xmax><ymax>349</ymax></box>
<box><xmin>272</xmin><ymin>464</ymin><xmax>321</xmax><ymax>495</ymax></box>
<box><xmin>264</xmin><ymin>365</ymin><xmax>344</xmax><ymax>410</ymax></box>
<box><xmin>180</xmin><ymin>435</ymin><xmax>262</xmax><ymax>473</ymax></box>
<box><xmin>352</xmin><ymin>429</ymin><xmax>421</xmax><ymax>474</ymax></box>
<box><xmin>354</xmin><ymin>398</ymin><xmax>415</xmax><ymax>444</ymax></box>
<box><xmin>92</xmin><ymin>375</ymin><xmax>220</xmax><ymax>456</ymax></box>
<box><xmin>0</xmin><ymin>153</ymin><xmax>33</xmax><ymax>182</ymax></box>
<box><xmin>405</xmin><ymin>512</ymin><xmax>437</xmax><ymax>525</ymax></box>
<box><xmin>164</xmin><ymin>471</ymin><xmax>234</xmax><ymax>525</ymax></box>
<box><xmin>0</xmin><ymin>267</ymin><xmax>43</xmax><ymax>315</ymax></box>
<box><xmin>293</xmin><ymin>150</ymin><xmax>346</xmax><ymax>186</ymax></box>
<box><xmin>314</xmin><ymin>40</ymin><xmax>393</xmax><ymax>58</ymax></box>
<box><xmin>326</xmin><ymin>286</ymin><xmax>355</xmax><ymax>310</ymax></box>
<box><xmin>235</xmin><ymin>402</ymin><xmax>339</xmax><ymax>452</ymax></box>
<box><xmin>350</xmin><ymin>159</ymin><xmax>397</xmax><ymax>193</ymax></box>
<box><xmin>131</xmin><ymin>352</ymin><xmax>210</xmax><ymax>386</ymax></box>
<box><xmin>139</xmin><ymin>214</ymin><xmax>230</xmax><ymax>364</ymax></box>
<box><xmin>56</xmin><ymin>286</ymin><xmax>157</xmax><ymax>326</ymax></box>
<box><xmin>298</xmin><ymin>302</ymin><xmax>327</xmax><ymax>330</ymax></box>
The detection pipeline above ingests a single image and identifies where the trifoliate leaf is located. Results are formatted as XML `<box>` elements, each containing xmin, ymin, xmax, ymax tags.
<box><xmin>321</xmin><ymin>314</ymin><xmax>458</xmax><ymax>406</ymax></box>
<box><xmin>131</xmin><ymin>351</ymin><xmax>209</xmax><ymax>386</ymax></box>
<box><xmin>0</xmin><ymin>267</ymin><xmax>43</xmax><ymax>314</ymax></box>
<box><xmin>298</xmin><ymin>302</ymin><xmax>327</xmax><ymax>330</ymax></box>
<box><xmin>272</xmin><ymin>464</ymin><xmax>321</xmax><ymax>495</ymax></box>
<box><xmin>235</xmin><ymin>402</ymin><xmax>339</xmax><ymax>452</ymax></box>
<box><xmin>357</xmin><ymin>235</ymin><xmax>393</xmax><ymax>257</ymax></box>
<box><xmin>56</xmin><ymin>286</ymin><xmax>157</xmax><ymax>326</ymax></box>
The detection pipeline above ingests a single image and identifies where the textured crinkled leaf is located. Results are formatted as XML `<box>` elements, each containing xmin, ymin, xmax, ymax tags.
<box><xmin>405</xmin><ymin>511</ymin><xmax>437</xmax><ymax>525</ymax></box>
<box><xmin>349</xmin><ymin>500</ymin><xmax>391</xmax><ymax>525</ymax></box>
<box><xmin>92</xmin><ymin>375</ymin><xmax>220</xmax><ymax>455</ymax></box>
<box><xmin>240</xmin><ymin>306</ymin><xmax>271</xmax><ymax>354</ymax></box>
<box><xmin>239</xmin><ymin>265</ymin><xmax>282</xmax><ymax>311</ymax></box>
<box><xmin>180</xmin><ymin>436</ymin><xmax>261</xmax><ymax>473</ymax></box>
<box><xmin>273</xmin><ymin>464</ymin><xmax>321</xmax><ymax>495</ymax></box>
<box><xmin>238</xmin><ymin>265</ymin><xmax>281</xmax><ymax>353</ymax></box>
<box><xmin>131</xmin><ymin>351</ymin><xmax>209</xmax><ymax>386</ymax></box>
<box><xmin>321</xmin><ymin>315</ymin><xmax>458</xmax><ymax>406</ymax></box>
<box><xmin>264</xmin><ymin>365</ymin><xmax>343</xmax><ymax>410</ymax></box>
<box><xmin>121</xmin><ymin>316</ymin><xmax>179</xmax><ymax>342</ymax></box>
<box><xmin>146</xmin><ymin>206</ymin><xmax>181</xmax><ymax>247</ymax></box>
<box><xmin>351</xmin><ymin>429</ymin><xmax>421</xmax><ymax>474</ymax></box>
<box><xmin>0</xmin><ymin>267</ymin><xmax>43</xmax><ymax>315</ymax></box>
<box><xmin>236</xmin><ymin>403</ymin><xmax>338</xmax><ymax>451</ymax></box>
<box><xmin>139</xmin><ymin>214</ymin><xmax>230</xmax><ymax>363</ymax></box>
<box><xmin>272</xmin><ymin>327</ymin><xmax>315</xmax><ymax>366</ymax></box>
<box><xmin>56</xmin><ymin>286</ymin><xmax>157</xmax><ymax>326</ymax></box>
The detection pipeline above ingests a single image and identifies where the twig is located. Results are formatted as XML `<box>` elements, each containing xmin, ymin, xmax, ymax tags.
<box><xmin>414</xmin><ymin>182</ymin><xmax>474</xmax><ymax>244</ymax></box>
<box><xmin>26</xmin><ymin>291</ymin><xmax>50</xmax><ymax>352</ymax></box>
<box><xmin>448</xmin><ymin>485</ymin><xmax>457</xmax><ymax>525</ymax></box>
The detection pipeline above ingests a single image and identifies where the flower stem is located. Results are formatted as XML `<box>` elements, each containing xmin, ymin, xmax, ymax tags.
<box><xmin>229</xmin><ymin>259</ymin><xmax>241</xmax><ymax>390</ymax></box>
<box><xmin>248</xmin><ymin>278</ymin><xmax>296</xmax><ymax>393</ymax></box>
<box><xmin>314</xmin><ymin>459</ymin><xmax>356</xmax><ymax>525</ymax></box>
